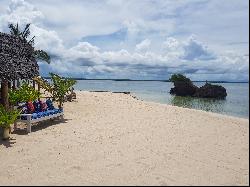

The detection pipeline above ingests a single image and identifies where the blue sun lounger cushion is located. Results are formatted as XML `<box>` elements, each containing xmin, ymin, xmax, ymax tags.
<box><xmin>54</xmin><ymin>109</ymin><xmax>59</xmax><ymax>114</ymax></box>
<box><xmin>47</xmin><ymin>110</ymin><xmax>54</xmax><ymax>115</ymax></box>
<box><xmin>44</xmin><ymin>111</ymin><xmax>50</xmax><ymax>116</ymax></box>
<box><xmin>37</xmin><ymin>112</ymin><xmax>46</xmax><ymax>118</ymax></box>
<box><xmin>53</xmin><ymin>109</ymin><xmax>63</xmax><ymax>114</ymax></box>
<box><xmin>31</xmin><ymin>113</ymin><xmax>38</xmax><ymax>119</ymax></box>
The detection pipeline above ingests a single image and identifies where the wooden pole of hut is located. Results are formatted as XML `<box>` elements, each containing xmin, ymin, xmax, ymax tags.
<box><xmin>17</xmin><ymin>79</ymin><xmax>20</xmax><ymax>88</ymax></box>
<box><xmin>12</xmin><ymin>80</ymin><xmax>16</xmax><ymax>90</ymax></box>
<box><xmin>38</xmin><ymin>82</ymin><xmax>41</xmax><ymax>92</ymax></box>
<box><xmin>8</xmin><ymin>81</ymin><xmax>11</xmax><ymax>89</ymax></box>
<box><xmin>0</xmin><ymin>81</ymin><xmax>9</xmax><ymax>109</ymax></box>
<box><xmin>33</xmin><ymin>80</ymin><xmax>36</xmax><ymax>89</ymax></box>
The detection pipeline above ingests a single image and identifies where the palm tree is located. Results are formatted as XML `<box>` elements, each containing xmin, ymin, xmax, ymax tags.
<box><xmin>8</xmin><ymin>23</ymin><xmax>51</xmax><ymax>90</ymax></box>
<box><xmin>8</xmin><ymin>23</ymin><xmax>51</xmax><ymax>64</ymax></box>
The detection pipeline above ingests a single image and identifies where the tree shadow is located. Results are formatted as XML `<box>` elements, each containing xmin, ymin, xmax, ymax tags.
<box><xmin>12</xmin><ymin>118</ymin><xmax>72</xmax><ymax>135</ymax></box>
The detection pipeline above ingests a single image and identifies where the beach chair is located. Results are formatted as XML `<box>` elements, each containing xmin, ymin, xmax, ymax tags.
<box><xmin>14</xmin><ymin>99</ymin><xmax>64</xmax><ymax>133</ymax></box>
<box><xmin>14</xmin><ymin>109</ymin><xmax>64</xmax><ymax>133</ymax></box>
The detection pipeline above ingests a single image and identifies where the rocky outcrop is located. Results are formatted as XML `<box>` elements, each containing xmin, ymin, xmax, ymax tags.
<box><xmin>194</xmin><ymin>83</ymin><xmax>227</xmax><ymax>99</ymax></box>
<box><xmin>170</xmin><ymin>81</ymin><xmax>198</xmax><ymax>96</ymax></box>
<box><xmin>170</xmin><ymin>82</ymin><xmax>227</xmax><ymax>99</ymax></box>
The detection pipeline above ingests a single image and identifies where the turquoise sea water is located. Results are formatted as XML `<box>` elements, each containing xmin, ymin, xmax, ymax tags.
<box><xmin>74</xmin><ymin>80</ymin><xmax>249</xmax><ymax>119</ymax></box>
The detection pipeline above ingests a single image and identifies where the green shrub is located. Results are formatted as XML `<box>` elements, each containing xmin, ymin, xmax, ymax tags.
<box><xmin>34</xmin><ymin>73</ymin><xmax>77</xmax><ymax>109</ymax></box>
<box><xmin>9</xmin><ymin>82</ymin><xmax>41</xmax><ymax>104</ymax></box>
<box><xmin>0</xmin><ymin>105</ymin><xmax>21</xmax><ymax>128</ymax></box>
<box><xmin>169</xmin><ymin>74</ymin><xmax>191</xmax><ymax>83</ymax></box>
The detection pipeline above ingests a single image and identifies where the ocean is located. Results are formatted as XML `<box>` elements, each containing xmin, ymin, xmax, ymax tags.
<box><xmin>74</xmin><ymin>80</ymin><xmax>249</xmax><ymax>119</ymax></box>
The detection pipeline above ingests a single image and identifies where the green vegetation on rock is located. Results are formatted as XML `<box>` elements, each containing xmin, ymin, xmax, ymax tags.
<box><xmin>169</xmin><ymin>74</ymin><xmax>191</xmax><ymax>83</ymax></box>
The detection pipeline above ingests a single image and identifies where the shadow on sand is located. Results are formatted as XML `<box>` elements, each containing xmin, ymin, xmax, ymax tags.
<box><xmin>0</xmin><ymin>118</ymin><xmax>71</xmax><ymax>148</ymax></box>
<box><xmin>0</xmin><ymin>137</ymin><xmax>17</xmax><ymax>148</ymax></box>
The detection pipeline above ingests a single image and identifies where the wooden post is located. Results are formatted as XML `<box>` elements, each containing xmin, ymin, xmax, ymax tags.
<box><xmin>38</xmin><ymin>82</ymin><xmax>41</xmax><ymax>92</ymax></box>
<box><xmin>17</xmin><ymin>79</ymin><xmax>20</xmax><ymax>88</ymax></box>
<box><xmin>8</xmin><ymin>81</ymin><xmax>11</xmax><ymax>89</ymax></box>
<box><xmin>27</xmin><ymin>115</ymin><xmax>32</xmax><ymax>133</ymax></box>
<box><xmin>33</xmin><ymin>80</ymin><xmax>36</xmax><ymax>89</ymax></box>
<box><xmin>12</xmin><ymin>80</ymin><xmax>16</xmax><ymax>90</ymax></box>
<box><xmin>1</xmin><ymin>80</ymin><xmax>9</xmax><ymax>109</ymax></box>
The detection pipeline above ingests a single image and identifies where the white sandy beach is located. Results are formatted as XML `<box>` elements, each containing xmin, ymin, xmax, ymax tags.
<box><xmin>0</xmin><ymin>91</ymin><xmax>249</xmax><ymax>186</ymax></box>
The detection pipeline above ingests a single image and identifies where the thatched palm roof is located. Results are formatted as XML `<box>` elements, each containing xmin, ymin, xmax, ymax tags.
<box><xmin>0</xmin><ymin>32</ymin><xmax>39</xmax><ymax>82</ymax></box>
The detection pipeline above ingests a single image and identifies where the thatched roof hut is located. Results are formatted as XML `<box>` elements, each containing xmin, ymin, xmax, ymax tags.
<box><xmin>0</xmin><ymin>32</ymin><xmax>39</xmax><ymax>108</ymax></box>
<box><xmin>0</xmin><ymin>32</ymin><xmax>39</xmax><ymax>81</ymax></box>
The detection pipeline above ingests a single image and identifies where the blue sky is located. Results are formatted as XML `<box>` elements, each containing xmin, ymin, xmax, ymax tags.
<box><xmin>0</xmin><ymin>0</ymin><xmax>249</xmax><ymax>81</ymax></box>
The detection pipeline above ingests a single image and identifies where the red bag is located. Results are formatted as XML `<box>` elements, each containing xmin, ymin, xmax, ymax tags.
<box><xmin>26</xmin><ymin>101</ymin><xmax>35</xmax><ymax>114</ymax></box>
<box><xmin>39</xmin><ymin>100</ymin><xmax>48</xmax><ymax>111</ymax></box>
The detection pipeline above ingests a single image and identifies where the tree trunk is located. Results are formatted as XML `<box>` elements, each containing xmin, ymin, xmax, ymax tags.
<box><xmin>1</xmin><ymin>81</ymin><xmax>9</xmax><ymax>109</ymax></box>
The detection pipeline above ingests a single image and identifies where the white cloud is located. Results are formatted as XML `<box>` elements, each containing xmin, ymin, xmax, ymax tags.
<box><xmin>0</xmin><ymin>0</ymin><xmax>249</xmax><ymax>81</ymax></box>
<box><xmin>135</xmin><ymin>39</ymin><xmax>151</xmax><ymax>53</ymax></box>
<box><xmin>0</xmin><ymin>0</ymin><xmax>43</xmax><ymax>31</ymax></box>
<box><xmin>182</xmin><ymin>36</ymin><xmax>216</xmax><ymax>60</ymax></box>
<box><xmin>30</xmin><ymin>25</ymin><xmax>64</xmax><ymax>54</ymax></box>
<box><xmin>163</xmin><ymin>37</ymin><xmax>180</xmax><ymax>51</ymax></box>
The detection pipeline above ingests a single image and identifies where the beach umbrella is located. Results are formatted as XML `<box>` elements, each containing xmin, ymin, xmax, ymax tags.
<box><xmin>0</xmin><ymin>32</ymin><xmax>39</xmax><ymax>108</ymax></box>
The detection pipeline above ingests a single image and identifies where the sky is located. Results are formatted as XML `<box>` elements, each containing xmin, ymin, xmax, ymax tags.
<box><xmin>0</xmin><ymin>0</ymin><xmax>249</xmax><ymax>81</ymax></box>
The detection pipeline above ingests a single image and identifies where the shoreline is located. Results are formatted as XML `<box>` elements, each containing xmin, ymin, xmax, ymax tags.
<box><xmin>136</xmin><ymin>96</ymin><xmax>249</xmax><ymax>121</ymax></box>
<box><xmin>80</xmin><ymin>91</ymin><xmax>249</xmax><ymax>120</ymax></box>
<box><xmin>1</xmin><ymin>91</ymin><xmax>249</xmax><ymax>185</ymax></box>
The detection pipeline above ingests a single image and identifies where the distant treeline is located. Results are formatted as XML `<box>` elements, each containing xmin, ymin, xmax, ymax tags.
<box><xmin>42</xmin><ymin>77</ymin><xmax>249</xmax><ymax>83</ymax></box>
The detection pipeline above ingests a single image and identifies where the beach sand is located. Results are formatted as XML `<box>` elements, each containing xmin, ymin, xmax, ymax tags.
<box><xmin>0</xmin><ymin>91</ymin><xmax>249</xmax><ymax>186</ymax></box>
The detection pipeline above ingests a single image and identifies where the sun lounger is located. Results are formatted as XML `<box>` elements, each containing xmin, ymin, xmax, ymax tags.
<box><xmin>14</xmin><ymin>109</ymin><xmax>64</xmax><ymax>133</ymax></box>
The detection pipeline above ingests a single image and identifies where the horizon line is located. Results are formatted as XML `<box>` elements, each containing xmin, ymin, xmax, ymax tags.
<box><xmin>41</xmin><ymin>77</ymin><xmax>249</xmax><ymax>83</ymax></box>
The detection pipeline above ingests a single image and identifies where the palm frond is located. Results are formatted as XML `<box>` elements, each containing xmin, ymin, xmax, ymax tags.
<box><xmin>34</xmin><ymin>50</ymin><xmax>51</xmax><ymax>64</ymax></box>
<box><xmin>8</xmin><ymin>22</ymin><xmax>51</xmax><ymax>64</ymax></box>
<box><xmin>28</xmin><ymin>36</ymin><xmax>35</xmax><ymax>46</ymax></box>
<box><xmin>22</xmin><ymin>23</ymin><xmax>31</xmax><ymax>39</ymax></box>
<box><xmin>8</xmin><ymin>23</ymin><xmax>22</xmax><ymax>36</ymax></box>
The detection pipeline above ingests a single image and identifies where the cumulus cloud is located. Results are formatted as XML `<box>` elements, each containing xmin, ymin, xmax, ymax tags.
<box><xmin>135</xmin><ymin>39</ymin><xmax>151</xmax><ymax>53</ymax></box>
<box><xmin>0</xmin><ymin>0</ymin><xmax>249</xmax><ymax>81</ymax></box>
<box><xmin>163</xmin><ymin>37</ymin><xmax>180</xmax><ymax>51</ymax></box>
<box><xmin>182</xmin><ymin>36</ymin><xmax>216</xmax><ymax>61</ymax></box>
<box><xmin>30</xmin><ymin>25</ymin><xmax>64</xmax><ymax>54</ymax></box>
<box><xmin>0</xmin><ymin>0</ymin><xmax>43</xmax><ymax>31</ymax></box>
